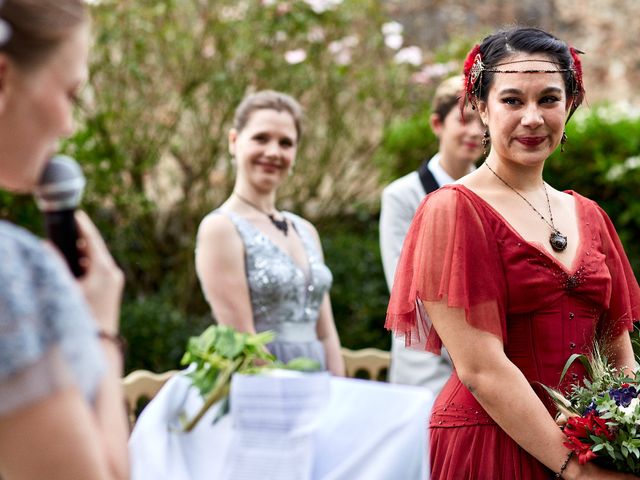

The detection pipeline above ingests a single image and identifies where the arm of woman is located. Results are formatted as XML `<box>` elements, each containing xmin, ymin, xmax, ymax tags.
<box><xmin>427</xmin><ymin>301</ymin><xmax>632</xmax><ymax>480</ymax></box>
<box><xmin>605</xmin><ymin>331</ymin><xmax>636</xmax><ymax>374</ymax></box>
<box><xmin>316</xmin><ymin>293</ymin><xmax>345</xmax><ymax>376</ymax></box>
<box><xmin>195</xmin><ymin>214</ymin><xmax>255</xmax><ymax>333</ymax></box>
<box><xmin>304</xmin><ymin>219</ymin><xmax>345</xmax><ymax>376</ymax></box>
<box><xmin>0</xmin><ymin>386</ymin><xmax>127</xmax><ymax>480</ymax></box>
<box><xmin>75</xmin><ymin>211</ymin><xmax>129</xmax><ymax>479</ymax></box>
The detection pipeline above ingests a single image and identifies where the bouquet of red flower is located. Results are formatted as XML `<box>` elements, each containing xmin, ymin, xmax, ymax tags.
<box><xmin>544</xmin><ymin>346</ymin><xmax>640</xmax><ymax>475</ymax></box>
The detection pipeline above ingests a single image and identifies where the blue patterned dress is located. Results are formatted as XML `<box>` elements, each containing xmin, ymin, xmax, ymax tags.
<box><xmin>0</xmin><ymin>221</ymin><xmax>104</xmax><ymax>414</ymax></box>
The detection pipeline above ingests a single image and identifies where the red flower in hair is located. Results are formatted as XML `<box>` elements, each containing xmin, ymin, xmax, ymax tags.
<box><xmin>464</xmin><ymin>44</ymin><xmax>481</xmax><ymax>76</ymax></box>
<box><xmin>569</xmin><ymin>46</ymin><xmax>585</xmax><ymax>100</ymax></box>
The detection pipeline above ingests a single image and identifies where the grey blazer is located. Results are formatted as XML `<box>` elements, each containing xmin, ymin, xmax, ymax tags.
<box><xmin>379</xmin><ymin>159</ymin><xmax>453</xmax><ymax>392</ymax></box>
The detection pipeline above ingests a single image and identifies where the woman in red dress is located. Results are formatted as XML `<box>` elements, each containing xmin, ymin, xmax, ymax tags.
<box><xmin>386</xmin><ymin>27</ymin><xmax>640</xmax><ymax>479</ymax></box>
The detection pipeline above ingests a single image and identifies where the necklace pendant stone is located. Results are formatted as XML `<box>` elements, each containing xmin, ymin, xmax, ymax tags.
<box><xmin>549</xmin><ymin>231</ymin><xmax>568</xmax><ymax>252</ymax></box>
<box><xmin>268</xmin><ymin>214</ymin><xmax>289</xmax><ymax>236</ymax></box>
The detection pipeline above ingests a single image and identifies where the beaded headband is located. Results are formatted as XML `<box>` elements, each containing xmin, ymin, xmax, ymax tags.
<box><xmin>462</xmin><ymin>44</ymin><xmax>585</xmax><ymax>121</ymax></box>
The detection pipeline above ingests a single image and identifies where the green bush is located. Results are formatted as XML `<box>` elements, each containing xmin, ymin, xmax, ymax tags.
<box><xmin>120</xmin><ymin>292</ymin><xmax>211</xmax><ymax>373</ymax></box>
<box><xmin>319</xmin><ymin>214</ymin><xmax>391</xmax><ymax>351</ymax></box>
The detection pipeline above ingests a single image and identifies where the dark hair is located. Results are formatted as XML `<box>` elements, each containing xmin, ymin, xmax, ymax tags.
<box><xmin>233</xmin><ymin>90</ymin><xmax>303</xmax><ymax>141</ymax></box>
<box><xmin>476</xmin><ymin>27</ymin><xmax>577</xmax><ymax>103</ymax></box>
<box><xmin>432</xmin><ymin>75</ymin><xmax>464</xmax><ymax>121</ymax></box>
<box><xmin>0</xmin><ymin>0</ymin><xmax>88</xmax><ymax>70</ymax></box>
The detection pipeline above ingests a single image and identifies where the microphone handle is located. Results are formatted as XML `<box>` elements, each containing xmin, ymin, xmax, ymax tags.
<box><xmin>44</xmin><ymin>209</ymin><xmax>84</xmax><ymax>277</ymax></box>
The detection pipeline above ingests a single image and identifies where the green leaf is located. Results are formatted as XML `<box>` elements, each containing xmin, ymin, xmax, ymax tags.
<box><xmin>560</xmin><ymin>353</ymin><xmax>591</xmax><ymax>382</ymax></box>
<box><xmin>213</xmin><ymin>328</ymin><xmax>246</xmax><ymax>359</ymax></box>
<box><xmin>285</xmin><ymin>357</ymin><xmax>322</xmax><ymax>372</ymax></box>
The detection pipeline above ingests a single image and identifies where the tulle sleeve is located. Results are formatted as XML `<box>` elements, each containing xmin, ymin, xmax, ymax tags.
<box><xmin>385</xmin><ymin>186</ymin><xmax>507</xmax><ymax>355</ymax></box>
<box><xmin>594</xmin><ymin>204</ymin><xmax>640</xmax><ymax>338</ymax></box>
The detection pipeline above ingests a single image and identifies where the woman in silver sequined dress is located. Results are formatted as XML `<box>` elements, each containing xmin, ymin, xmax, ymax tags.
<box><xmin>195</xmin><ymin>90</ymin><xmax>345</xmax><ymax>376</ymax></box>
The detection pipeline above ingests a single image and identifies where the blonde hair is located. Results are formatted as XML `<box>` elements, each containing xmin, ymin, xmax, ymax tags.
<box><xmin>431</xmin><ymin>75</ymin><xmax>464</xmax><ymax>121</ymax></box>
<box><xmin>233</xmin><ymin>90</ymin><xmax>303</xmax><ymax>140</ymax></box>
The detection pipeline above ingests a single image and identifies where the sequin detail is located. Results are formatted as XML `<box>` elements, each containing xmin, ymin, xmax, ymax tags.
<box><xmin>213</xmin><ymin>210</ymin><xmax>332</xmax><ymax>366</ymax></box>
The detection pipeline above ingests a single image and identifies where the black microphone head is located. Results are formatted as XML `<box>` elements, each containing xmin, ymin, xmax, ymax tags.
<box><xmin>34</xmin><ymin>155</ymin><xmax>86</xmax><ymax>212</ymax></box>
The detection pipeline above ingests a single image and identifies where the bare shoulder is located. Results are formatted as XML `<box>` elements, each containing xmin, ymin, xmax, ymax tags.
<box><xmin>196</xmin><ymin>212</ymin><xmax>244</xmax><ymax>260</ymax></box>
<box><xmin>456</xmin><ymin>169</ymin><xmax>487</xmax><ymax>192</ymax></box>
<box><xmin>197</xmin><ymin>212</ymin><xmax>237</xmax><ymax>242</ymax></box>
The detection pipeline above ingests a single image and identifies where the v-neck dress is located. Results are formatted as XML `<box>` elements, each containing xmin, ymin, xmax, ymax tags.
<box><xmin>385</xmin><ymin>184</ymin><xmax>640</xmax><ymax>479</ymax></box>
<box><xmin>213</xmin><ymin>210</ymin><xmax>332</xmax><ymax>369</ymax></box>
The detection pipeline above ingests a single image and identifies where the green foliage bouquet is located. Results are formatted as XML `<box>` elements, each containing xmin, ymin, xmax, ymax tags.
<box><xmin>180</xmin><ymin>325</ymin><xmax>320</xmax><ymax>431</ymax></box>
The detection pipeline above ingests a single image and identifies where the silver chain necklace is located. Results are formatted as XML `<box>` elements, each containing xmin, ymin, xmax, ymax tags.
<box><xmin>484</xmin><ymin>162</ymin><xmax>568</xmax><ymax>252</ymax></box>
<box><xmin>234</xmin><ymin>192</ymin><xmax>289</xmax><ymax>236</ymax></box>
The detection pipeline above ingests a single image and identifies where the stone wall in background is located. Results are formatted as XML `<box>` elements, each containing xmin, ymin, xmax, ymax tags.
<box><xmin>385</xmin><ymin>0</ymin><xmax>640</xmax><ymax>106</ymax></box>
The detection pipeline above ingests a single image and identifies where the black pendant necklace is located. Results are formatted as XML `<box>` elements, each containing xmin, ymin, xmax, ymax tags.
<box><xmin>234</xmin><ymin>192</ymin><xmax>289</xmax><ymax>236</ymax></box>
<box><xmin>484</xmin><ymin>163</ymin><xmax>567</xmax><ymax>252</ymax></box>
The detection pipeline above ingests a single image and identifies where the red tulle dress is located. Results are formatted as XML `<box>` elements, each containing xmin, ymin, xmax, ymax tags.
<box><xmin>385</xmin><ymin>184</ymin><xmax>640</xmax><ymax>480</ymax></box>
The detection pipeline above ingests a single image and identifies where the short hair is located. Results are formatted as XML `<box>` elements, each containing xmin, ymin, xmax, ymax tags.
<box><xmin>233</xmin><ymin>90</ymin><xmax>303</xmax><ymax>141</ymax></box>
<box><xmin>431</xmin><ymin>75</ymin><xmax>464</xmax><ymax>121</ymax></box>
<box><xmin>0</xmin><ymin>0</ymin><xmax>88</xmax><ymax>70</ymax></box>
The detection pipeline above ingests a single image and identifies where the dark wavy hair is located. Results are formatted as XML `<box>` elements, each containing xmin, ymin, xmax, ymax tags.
<box><xmin>474</xmin><ymin>27</ymin><xmax>581</xmax><ymax>104</ymax></box>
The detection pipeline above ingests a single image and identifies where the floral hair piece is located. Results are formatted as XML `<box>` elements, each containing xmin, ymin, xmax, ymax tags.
<box><xmin>461</xmin><ymin>43</ymin><xmax>586</xmax><ymax>121</ymax></box>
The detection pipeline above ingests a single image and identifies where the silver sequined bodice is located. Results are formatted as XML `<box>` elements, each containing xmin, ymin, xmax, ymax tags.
<box><xmin>213</xmin><ymin>210</ymin><xmax>333</xmax><ymax>367</ymax></box>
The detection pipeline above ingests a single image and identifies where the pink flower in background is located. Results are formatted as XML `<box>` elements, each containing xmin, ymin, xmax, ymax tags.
<box><xmin>384</xmin><ymin>34</ymin><xmax>403</xmax><ymax>50</ymax></box>
<box><xmin>307</xmin><ymin>26</ymin><xmax>326</xmax><ymax>43</ymax></box>
<box><xmin>382</xmin><ymin>21</ymin><xmax>403</xmax><ymax>50</ymax></box>
<box><xmin>410</xmin><ymin>62</ymin><xmax>458</xmax><ymax>84</ymax></box>
<box><xmin>285</xmin><ymin>49</ymin><xmax>307</xmax><ymax>64</ymax></box>
<box><xmin>276</xmin><ymin>2</ymin><xmax>292</xmax><ymax>15</ymax></box>
<box><xmin>381</xmin><ymin>21</ymin><xmax>403</xmax><ymax>36</ymax></box>
<box><xmin>303</xmin><ymin>0</ymin><xmax>343</xmax><ymax>14</ymax></box>
<box><xmin>328</xmin><ymin>35</ymin><xmax>359</xmax><ymax>66</ymax></box>
<box><xmin>394</xmin><ymin>46</ymin><xmax>423</xmax><ymax>66</ymax></box>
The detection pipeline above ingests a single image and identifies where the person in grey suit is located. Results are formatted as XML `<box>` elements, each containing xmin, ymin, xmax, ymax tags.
<box><xmin>380</xmin><ymin>75</ymin><xmax>484</xmax><ymax>390</ymax></box>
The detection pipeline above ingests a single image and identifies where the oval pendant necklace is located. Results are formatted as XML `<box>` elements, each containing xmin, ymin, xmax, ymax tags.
<box><xmin>484</xmin><ymin>162</ymin><xmax>567</xmax><ymax>252</ymax></box>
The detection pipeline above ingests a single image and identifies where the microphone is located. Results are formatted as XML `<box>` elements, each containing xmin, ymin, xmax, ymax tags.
<box><xmin>34</xmin><ymin>155</ymin><xmax>86</xmax><ymax>277</ymax></box>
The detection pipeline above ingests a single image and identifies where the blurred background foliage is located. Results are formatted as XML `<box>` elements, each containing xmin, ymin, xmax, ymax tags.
<box><xmin>1</xmin><ymin>1</ymin><xmax>640</xmax><ymax>373</ymax></box>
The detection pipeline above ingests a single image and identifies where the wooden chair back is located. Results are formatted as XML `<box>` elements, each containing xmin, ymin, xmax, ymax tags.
<box><xmin>341</xmin><ymin>347</ymin><xmax>391</xmax><ymax>381</ymax></box>
<box><xmin>122</xmin><ymin>369</ymin><xmax>177</xmax><ymax>427</ymax></box>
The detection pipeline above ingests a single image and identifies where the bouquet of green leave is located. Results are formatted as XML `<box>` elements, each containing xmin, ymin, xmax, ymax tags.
<box><xmin>179</xmin><ymin>325</ymin><xmax>321</xmax><ymax>432</ymax></box>
<box><xmin>543</xmin><ymin>345</ymin><xmax>640</xmax><ymax>475</ymax></box>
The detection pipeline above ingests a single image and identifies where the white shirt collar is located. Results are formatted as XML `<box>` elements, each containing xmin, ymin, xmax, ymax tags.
<box><xmin>427</xmin><ymin>153</ymin><xmax>456</xmax><ymax>187</ymax></box>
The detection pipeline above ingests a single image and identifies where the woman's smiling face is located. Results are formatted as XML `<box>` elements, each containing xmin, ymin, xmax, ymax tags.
<box><xmin>229</xmin><ymin>108</ymin><xmax>298</xmax><ymax>194</ymax></box>
<box><xmin>478</xmin><ymin>52</ymin><xmax>570</xmax><ymax>167</ymax></box>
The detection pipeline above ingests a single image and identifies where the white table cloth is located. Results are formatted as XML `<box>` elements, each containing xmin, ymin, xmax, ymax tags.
<box><xmin>129</xmin><ymin>372</ymin><xmax>433</xmax><ymax>480</ymax></box>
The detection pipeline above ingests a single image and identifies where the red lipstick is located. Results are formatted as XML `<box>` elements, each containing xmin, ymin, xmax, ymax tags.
<box><xmin>516</xmin><ymin>136</ymin><xmax>545</xmax><ymax>147</ymax></box>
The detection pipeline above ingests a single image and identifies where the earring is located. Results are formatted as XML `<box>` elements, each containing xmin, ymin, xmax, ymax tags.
<box><xmin>482</xmin><ymin>130</ymin><xmax>490</xmax><ymax>155</ymax></box>
<box><xmin>560</xmin><ymin>131</ymin><xmax>568</xmax><ymax>153</ymax></box>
